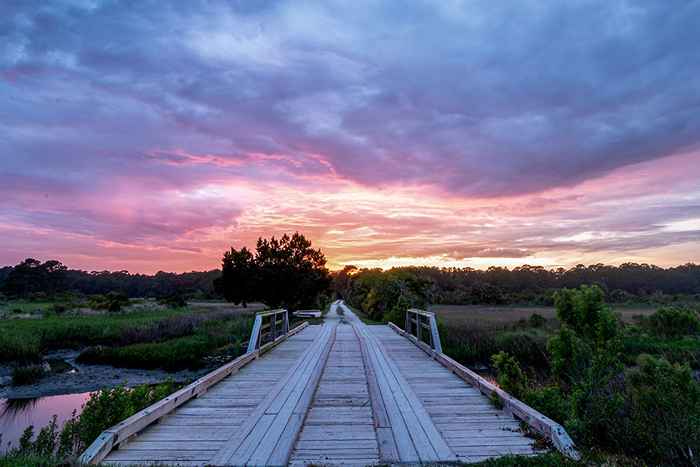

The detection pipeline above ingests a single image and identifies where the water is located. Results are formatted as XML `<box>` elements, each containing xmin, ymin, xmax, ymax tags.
<box><xmin>0</xmin><ymin>392</ymin><xmax>90</xmax><ymax>453</ymax></box>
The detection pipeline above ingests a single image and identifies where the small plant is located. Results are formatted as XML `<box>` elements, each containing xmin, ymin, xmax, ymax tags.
<box><xmin>158</xmin><ymin>294</ymin><xmax>187</xmax><ymax>308</ymax></box>
<box><xmin>528</xmin><ymin>313</ymin><xmax>546</xmax><ymax>328</ymax></box>
<box><xmin>491</xmin><ymin>351</ymin><xmax>528</xmax><ymax>399</ymax></box>
<box><xmin>11</xmin><ymin>365</ymin><xmax>44</xmax><ymax>386</ymax></box>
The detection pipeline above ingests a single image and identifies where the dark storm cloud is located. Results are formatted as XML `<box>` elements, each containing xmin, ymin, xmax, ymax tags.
<box><xmin>3</xmin><ymin>0</ymin><xmax>699</xmax><ymax>196</ymax></box>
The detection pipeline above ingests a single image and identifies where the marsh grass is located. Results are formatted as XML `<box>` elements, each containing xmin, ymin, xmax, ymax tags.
<box><xmin>11</xmin><ymin>365</ymin><xmax>44</xmax><ymax>386</ymax></box>
<box><xmin>76</xmin><ymin>314</ymin><xmax>253</xmax><ymax>371</ymax></box>
<box><xmin>0</xmin><ymin>305</ymin><xmax>255</xmax><ymax>370</ymax></box>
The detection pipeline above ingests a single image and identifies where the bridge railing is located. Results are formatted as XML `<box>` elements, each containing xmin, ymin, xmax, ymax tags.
<box><xmin>404</xmin><ymin>308</ymin><xmax>442</xmax><ymax>354</ymax></box>
<box><xmin>80</xmin><ymin>307</ymin><xmax>307</xmax><ymax>465</ymax></box>
<box><xmin>247</xmin><ymin>308</ymin><xmax>290</xmax><ymax>354</ymax></box>
<box><xmin>389</xmin><ymin>307</ymin><xmax>580</xmax><ymax>461</ymax></box>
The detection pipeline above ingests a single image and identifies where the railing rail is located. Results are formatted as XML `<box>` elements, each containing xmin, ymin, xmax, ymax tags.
<box><xmin>404</xmin><ymin>308</ymin><xmax>442</xmax><ymax>354</ymax></box>
<box><xmin>247</xmin><ymin>308</ymin><xmax>290</xmax><ymax>354</ymax></box>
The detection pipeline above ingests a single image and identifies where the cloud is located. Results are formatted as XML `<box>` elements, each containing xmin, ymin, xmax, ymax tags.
<box><xmin>1</xmin><ymin>1</ymin><xmax>700</xmax><ymax>272</ymax></box>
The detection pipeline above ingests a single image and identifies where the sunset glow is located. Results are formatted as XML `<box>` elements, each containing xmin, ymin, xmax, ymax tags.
<box><xmin>2</xmin><ymin>2</ymin><xmax>700</xmax><ymax>273</ymax></box>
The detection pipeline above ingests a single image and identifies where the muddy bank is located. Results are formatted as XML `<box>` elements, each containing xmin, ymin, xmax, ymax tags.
<box><xmin>0</xmin><ymin>350</ymin><xmax>207</xmax><ymax>399</ymax></box>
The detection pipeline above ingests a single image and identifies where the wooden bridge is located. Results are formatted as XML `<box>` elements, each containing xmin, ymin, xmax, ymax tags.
<box><xmin>80</xmin><ymin>301</ymin><xmax>578</xmax><ymax>466</ymax></box>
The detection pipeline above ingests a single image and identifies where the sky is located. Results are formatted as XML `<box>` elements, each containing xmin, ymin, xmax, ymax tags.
<box><xmin>1</xmin><ymin>0</ymin><xmax>700</xmax><ymax>274</ymax></box>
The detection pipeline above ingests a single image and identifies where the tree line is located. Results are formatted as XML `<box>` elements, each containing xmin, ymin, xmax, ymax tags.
<box><xmin>2</xmin><ymin>244</ymin><xmax>699</xmax><ymax>314</ymax></box>
<box><xmin>333</xmin><ymin>263</ymin><xmax>700</xmax><ymax>321</ymax></box>
<box><xmin>0</xmin><ymin>258</ymin><xmax>221</xmax><ymax>300</ymax></box>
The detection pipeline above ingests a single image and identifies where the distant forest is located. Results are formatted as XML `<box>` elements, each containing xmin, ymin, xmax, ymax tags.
<box><xmin>1</xmin><ymin>258</ymin><xmax>699</xmax><ymax>304</ymax></box>
<box><xmin>0</xmin><ymin>258</ymin><xmax>221</xmax><ymax>299</ymax></box>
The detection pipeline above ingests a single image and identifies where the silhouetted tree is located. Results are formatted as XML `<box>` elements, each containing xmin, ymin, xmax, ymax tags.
<box><xmin>217</xmin><ymin>233</ymin><xmax>331</xmax><ymax>310</ymax></box>
<box><xmin>215</xmin><ymin>247</ymin><xmax>256</xmax><ymax>307</ymax></box>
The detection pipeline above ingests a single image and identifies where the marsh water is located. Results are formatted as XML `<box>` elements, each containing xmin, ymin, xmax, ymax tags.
<box><xmin>0</xmin><ymin>392</ymin><xmax>90</xmax><ymax>453</ymax></box>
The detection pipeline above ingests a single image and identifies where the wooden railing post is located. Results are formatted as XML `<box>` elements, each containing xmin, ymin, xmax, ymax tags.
<box><xmin>405</xmin><ymin>309</ymin><xmax>442</xmax><ymax>354</ymax></box>
<box><xmin>247</xmin><ymin>309</ymin><xmax>292</xmax><ymax>354</ymax></box>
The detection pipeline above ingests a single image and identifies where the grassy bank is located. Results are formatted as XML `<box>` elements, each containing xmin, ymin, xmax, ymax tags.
<box><xmin>0</xmin><ymin>301</ymin><xmax>256</xmax><ymax>373</ymax></box>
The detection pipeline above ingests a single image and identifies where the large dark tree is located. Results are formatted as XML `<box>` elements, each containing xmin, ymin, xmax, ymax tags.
<box><xmin>215</xmin><ymin>247</ymin><xmax>256</xmax><ymax>307</ymax></box>
<box><xmin>218</xmin><ymin>233</ymin><xmax>331</xmax><ymax>310</ymax></box>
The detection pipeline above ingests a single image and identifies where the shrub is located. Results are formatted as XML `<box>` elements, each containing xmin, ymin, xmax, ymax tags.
<box><xmin>11</xmin><ymin>365</ymin><xmax>44</xmax><ymax>386</ymax></box>
<box><xmin>491</xmin><ymin>351</ymin><xmax>527</xmax><ymax>399</ymax></box>
<box><xmin>619</xmin><ymin>355</ymin><xmax>700</xmax><ymax>465</ymax></box>
<box><xmin>88</xmin><ymin>292</ymin><xmax>129</xmax><ymax>312</ymax></box>
<box><xmin>528</xmin><ymin>313</ymin><xmax>546</xmax><ymax>328</ymax></box>
<box><xmin>643</xmin><ymin>306</ymin><xmax>700</xmax><ymax>338</ymax></box>
<box><xmin>158</xmin><ymin>294</ymin><xmax>187</xmax><ymax>308</ymax></box>
<box><xmin>524</xmin><ymin>385</ymin><xmax>570</xmax><ymax>425</ymax></box>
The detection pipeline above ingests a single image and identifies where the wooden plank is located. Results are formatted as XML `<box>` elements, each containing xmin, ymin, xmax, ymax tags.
<box><xmin>265</xmin><ymin>324</ymin><xmax>337</xmax><ymax>465</ymax></box>
<box><xmin>385</xmin><ymin>320</ymin><xmax>580</xmax><ymax>461</ymax></box>
<box><xmin>210</xmin><ymin>323</ymin><xmax>335</xmax><ymax>465</ymax></box>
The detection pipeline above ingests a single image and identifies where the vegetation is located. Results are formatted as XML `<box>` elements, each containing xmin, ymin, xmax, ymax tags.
<box><xmin>0</xmin><ymin>258</ymin><xmax>221</xmax><ymax>300</ymax></box>
<box><xmin>0</xmin><ymin>382</ymin><xmax>180</xmax><ymax>465</ymax></box>
<box><xmin>0</xmin><ymin>305</ymin><xmax>253</xmax><ymax>370</ymax></box>
<box><xmin>333</xmin><ymin>263</ymin><xmax>700</xmax><ymax>311</ymax></box>
<box><xmin>77</xmin><ymin>315</ymin><xmax>252</xmax><ymax>371</ymax></box>
<box><xmin>215</xmin><ymin>232</ymin><xmax>331</xmax><ymax>310</ymax></box>
<box><xmin>337</xmin><ymin>264</ymin><xmax>700</xmax><ymax>465</ymax></box>
<box><xmin>11</xmin><ymin>365</ymin><xmax>44</xmax><ymax>386</ymax></box>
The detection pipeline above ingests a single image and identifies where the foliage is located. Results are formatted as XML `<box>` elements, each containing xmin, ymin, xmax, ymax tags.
<box><xmin>88</xmin><ymin>291</ymin><xmax>130</xmax><ymax>312</ymax></box>
<box><xmin>11</xmin><ymin>365</ymin><xmax>44</xmax><ymax>385</ymax></box>
<box><xmin>619</xmin><ymin>355</ymin><xmax>700</xmax><ymax>465</ymax></box>
<box><xmin>0</xmin><ymin>258</ymin><xmax>222</xmax><ymax>300</ymax></box>
<box><xmin>1</xmin><ymin>259</ymin><xmax>67</xmax><ymax>298</ymax></box>
<box><xmin>528</xmin><ymin>313</ymin><xmax>546</xmax><ymax>327</ymax></box>
<box><xmin>491</xmin><ymin>351</ymin><xmax>527</xmax><ymax>399</ymax></box>
<box><xmin>623</xmin><ymin>335</ymin><xmax>700</xmax><ymax>368</ymax></box>
<box><xmin>468</xmin><ymin>452</ymin><xmax>582</xmax><ymax>466</ymax></box>
<box><xmin>77</xmin><ymin>315</ymin><xmax>252</xmax><ymax>371</ymax></box>
<box><xmin>0</xmin><ymin>382</ymin><xmax>180</xmax><ymax>464</ymax></box>
<box><xmin>158</xmin><ymin>293</ymin><xmax>187</xmax><ymax>308</ymax></box>
<box><xmin>0</xmin><ymin>306</ymin><xmax>241</xmax><ymax>365</ymax></box>
<box><xmin>216</xmin><ymin>232</ymin><xmax>331</xmax><ymax>310</ymax></box>
<box><xmin>332</xmin><ymin>263</ymin><xmax>700</xmax><ymax>310</ymax></box>
<box><xmin>642</xmin><ymin>306</ymin><xmax>700</xmax><ymax>337</ymax></box>
<box><xmin>216</xmin><ymin>246</ymin><xmax>256</xmax><ymax>307</ymax></box>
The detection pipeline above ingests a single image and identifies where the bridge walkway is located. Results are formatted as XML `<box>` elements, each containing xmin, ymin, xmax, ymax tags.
<box><xmin>88</xmin><ymin>302</ymin><xmax>566</xmax><ymax>466</ymax></box>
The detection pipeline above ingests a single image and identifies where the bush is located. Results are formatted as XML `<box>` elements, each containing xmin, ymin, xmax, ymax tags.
<box><xmin>88</xmin><ymin>292</ymin><xmax>129</xmax><ymax>312</ymax></box>
<box><xmin>11</xmin><ymin>365</ymin><xmax>44</xmax><ymax>386</ymax></box>
<box><xmin>524</xmin><ymin>385</ymin><xmax>570</xmax><ymax>425</ymax></box>
<box><xmin>619</xmin><ymin>355</ymin><xmax>700</xmax><ymax>465</ymax></box>
<box><xmin>528</xmin><ymin>313</ymin><xmax>547</xmax><ymax>328</ymax></box>
<box><xmin>158</xmin><ymin>294</ymin><xmax>187</xmax><ymax>308</ymax></box>
<box><xmin>491</xmin><ymin>351</ymin><xmax>527</xmax><ymax>399</ymax></box>
<box><xmin>643</xmin><ymin>306</ymin><xmax>700</xmax><ymax>338</ymax></box>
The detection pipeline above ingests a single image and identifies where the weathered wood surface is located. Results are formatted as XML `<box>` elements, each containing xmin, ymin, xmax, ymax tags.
<box><xmin>386</xmin><ymin>320</ymin><xmax>580</xmax><ymax>460</ymax></box>
<box><xmin>91</xmin><ymin>299</ymin><xmax>574</xmax><ymax>466</ymax></box>
<box><xmin>369</xmin><ymin>324</ymin><xmax>539</xmax><ymax>463</ymax></box>
<box><xmin>101</xmin><ymin>324</ymin><xmax>323</xmax><ymax>466</ymax></box>
<box><xmin>289</xmin><ymin>320</ymin><xmax>380</xmax><ymax>466</ymax></box>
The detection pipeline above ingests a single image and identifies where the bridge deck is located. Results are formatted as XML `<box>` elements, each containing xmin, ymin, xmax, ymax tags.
<box><xmin>102</xmin><ymin>305</ymin><xmax>540</xmax><ymax>466</ymax></box>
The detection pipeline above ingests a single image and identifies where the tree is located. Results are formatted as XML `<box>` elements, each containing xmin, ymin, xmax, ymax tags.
<box><xmin>217</xmin><ymin>233</ymin><xmax>330</xmax><ymax>310</ymax></box>
<box><xmin>215</xmin><ymin>247</ymin><xmax>256</xmax><ymax>307</ymax></box>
